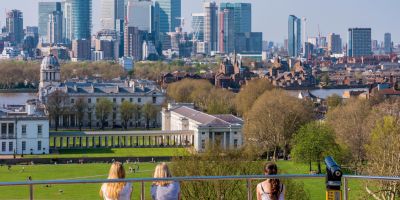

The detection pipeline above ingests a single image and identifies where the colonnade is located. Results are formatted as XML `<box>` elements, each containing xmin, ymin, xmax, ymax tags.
<box><xmin>51</xmin><ymin>134</ymin><xmax>194</xmax><ymax>149</ymax></box>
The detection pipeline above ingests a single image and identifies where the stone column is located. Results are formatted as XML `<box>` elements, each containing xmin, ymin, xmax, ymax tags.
<box><xmin>53</xmin><ymin>137</ymin><xmax>57</xmax><ymax>149</ymax></box>
<box><xmin>59</xmin><ymin>137</ymin><xmax>63</xmax><ymax>148</ymax></box>
<box><xmin>136</xmin><ymin>136</ymin><xmax>139</xmax><ymax>146</ymax></box>
<box><xmin>72</xmin><ymin>137</ymin><xmax>76</xmax><ymax>148</ymax></box>
<box><xmin>79</xmin><ymin>137</ymin><xmax>83</xmax><ymax>148</ymax></box>
<box><xmin>92</xmin><ymin>137</ymin><xmax>95</xmax><ymax>148</ymax></box>
<box><xmin>98</xmin><ymin>136</ymin><xmax>102</xmax><ymax>147</ymax></box>
<box><xmin>66</xmin><ymin>137</ymin><xmax>70</xmax><ymax>148</ymax></box>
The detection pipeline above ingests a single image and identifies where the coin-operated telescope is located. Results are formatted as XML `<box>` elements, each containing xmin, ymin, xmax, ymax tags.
<box><xmin>325</xmin><ymin>156</ymin><xmax>342</xmax><ymax>200</ymax></box>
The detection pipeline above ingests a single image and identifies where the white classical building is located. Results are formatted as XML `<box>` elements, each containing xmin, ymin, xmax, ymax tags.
<box><xmin>162</xmin><ymin>103</ymin><xmax>243</xmax><ymax>152</ymax></box>
<box><xmin>38</xmin><ymin>54</ymin><xmax>166</xmax><ymax>129</ymax></box>
<box><xmin>0</xmin><ymin>101</ymin><xmax>49</xmax><ymax>155</ymax></box>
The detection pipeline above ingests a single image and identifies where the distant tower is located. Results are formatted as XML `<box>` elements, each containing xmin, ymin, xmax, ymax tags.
<box><xmin>47</xmin><ymin>11</ymin><xmax>63</xmax><ymax>44</ymax></box>
<box><xmin>39</xmin><ymin>54</ymin><xmax>61</xmax><ymax>102</ymax></box>
<box><xmin>6</xmin><ymin>10</ymin><xmax>24</xmax><ymax>44</ymax></box>
<box><xmin>204</xmin><ymin>1</ymin><xmax>218</xmax><ymax>53</ymax></box>
<box><xmin>288</xmin><ymin>15</ymin><xmax>301</xmax><ymax>57</ymax></box>
<box><xmin>384</xmin><ymin>33</ymin><xmax>392</xmax><ymax>54</ymax></box>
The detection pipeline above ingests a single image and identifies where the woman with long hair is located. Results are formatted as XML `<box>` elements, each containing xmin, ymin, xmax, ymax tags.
<box><xmin>257</xmin><ymin>162</ymin><xmax>285</xmax><ymax>200</ymax></box>
<box><xmin>100</xmin><ymin>162</ymin><xmax>132</xmax><ymax>200</ymax></box>
<box><xmin>151</xmin><ymin>163</ymin><xmax>180</xmax><ymax>200</ymax></box>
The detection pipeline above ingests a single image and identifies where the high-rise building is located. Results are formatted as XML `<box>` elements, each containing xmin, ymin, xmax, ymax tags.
<box><xmin>6</xmin><ymin>10</ymin><xmax>24</xmax><ymax>44</ymax></box>
<box><xmin>371</xmin><ymin>40</ymin><xmax>378</xmax><ymax>50</ymax></box>
<box><xmin>100</xmin><ymin>0</ymin><xmax>124</xmax><ymax>30</ymax></box>
<box><xmin>94</xmin><ymin>30</ymin><xmax>119</xmax><ymax>60</ymax></box>
<box><xmin>63</xmin><ymin>0</ymin><xmax>73</xmax><ymax>43</ymax></box>
<box><xmin>39</xmin><ymin>2</ymin><xmax>62</xmax><ymax>42</ymax></box>
<box><xmin>65</xmin><ymin>0</ymin><xmax>92</xmax><ymax>40</ymax></box>
<box><xmin>26</xmin><ymin>26</ymin><xmax>39</xmax><ymax>47</ymax></box>
<box><xmin>204</xmin><ymin>2</ymin><xmax>218</xmax><ymax>53</ymax></box>
<box><xmin>153</xmin><ymin>0</ymin><xmax>181</xmax><ymax>33</ymax></box>
<box><xmin>384</xmin><ymin>33</ymin><xmax>392</xmax><ymax>54</ymax></box>
<box><xmin>219</xmin><ymin>9</ymin><xmax>234</xmax><ymax>54</ymax></box>
<box><xmin>235</xmin><ymin>32</ymin><xmax>262</xmax><ymax>53</ymax></box>
<box><xmin>126</xmin><ymin>0</ymin><xmax>152</xmax><ymax>32</ymax></box>
<box><xmin>347</xmin><ymin>28</ymin><xmax>372</xmax><ymax>57</ymax></box>
<box><xmin>72</xmin><ymin>39</ymin><xmax>91</xmax><ymax>61</ymax></box>
<box><xmin>288</xmin><ymin>15</ymin><xmax>301</xmax><ymax>57</ymax></box>
<box><xmin>327</xmin><ymin>33</ymin><xmax>342</xmax><ymax>54</ymax></box>
<box><xmin>124</xmin><ymin>26</ymin><xmax>147</xmax><ymax>61</ymax></box>
<box><xmin>191</xmin><ymin>13</ymin><xmax>205</xmax><ymax>42</ymax></box>
<box><xmin>219</xmin><ymin>3</ymin><xmax>251</xmax><ymax>34</ymax></box>
<box><xmin>47</xmin><ymin>11</ymin><xmax>63</xmax><ymax>44</ymax></box>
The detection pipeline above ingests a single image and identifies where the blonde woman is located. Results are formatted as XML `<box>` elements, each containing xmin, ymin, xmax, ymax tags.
<box><xmin>100</xmin><ymin>162</ymin><xmax>132</xmax><ymax>200</ymax></box>
<box><xmin>151</xmin><ymin>163</ymin><xmax>181</xmax><ymax>200</ymax></box>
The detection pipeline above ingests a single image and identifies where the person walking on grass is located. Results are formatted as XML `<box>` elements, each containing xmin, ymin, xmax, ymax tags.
<box><xmin>257</xmin><ymin>162</ymin><xmax>285</xmax><ymax>200</ymax></box>
<box><xmin>100</xmin><ymin>162</ymin><xmax>132</xmax><ymax>200</ymax></box>
<box><xmin>151</xmin><ymin>163</ymin><xmax>180</xmax><ymax>200</ymax></box>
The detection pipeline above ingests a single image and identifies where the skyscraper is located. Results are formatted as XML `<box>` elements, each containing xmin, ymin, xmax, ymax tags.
<box><xmin>126</xmin><ymin>0</ymin><xmax>152</xmax><ymax>32</ymax></box>
<box><xmin>6</xmin><ymin>10</ymin><xmax>24</xmax><ymax>44</ymax></box>
<box><xmin>65</xmin><ymin>0</ymin><xmax>92</xmax><ymax>40</ymax></box>
<box><xmin>48</xmin><ymin>11</ymin><xmax>63</xmax><ymax>44</ymax></box>
<box><xmin>153</xmin><ymin>0</ymin><xmax>181</xmax><ymax>33</ymax></box>
<box><xmin>191</xmin><ymin>13</ymin><xmax>205</xmax><ymax>41</ymax></box>
<box><xmin>347</xmin><ymin>28</ymin><xmax>371</xmax><ymax>57</ymax></box>
<box><xmin>39</xmin><ymin>2</ymin><xmax>62</xmax><ymax>41</ymax></box>
<box><xmin>219</xmin><ymin>9</ymin><xmax>234</xmax><ymax>54</ymax></box>
<box><xmin>288</xmin><ymin>15</ymin><xmax>301</xmax><ymax>57</ymax></box>
<box><xmin>384</xmin><ymin>33</ymin><xmax>392</xmax><ymax>54</ymax></box>
<box><xmin>204</xmin><ymin>2</ymin><xmax>218</xmax><ymax>52</ymax></box>
<box><xmin>100</xmin><ymin>0</ymin><xmax>124</xmax><ymax>30</ymax></box>
<box><xmin>219</xmin><ymin>3</ymin><xmax>251</xmax><ymax>34</ymax></box>
<box><xmin>327</xmin><ymin>33</ymin><xmax>342</xmax><ymax>54</ymax></box>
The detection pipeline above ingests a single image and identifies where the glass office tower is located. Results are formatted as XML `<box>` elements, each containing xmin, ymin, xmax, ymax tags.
<box><xmin>70</xmin><ymin>0</ymin><xmax>92</xmax><ymax>40</ymax></box>
<box><xmin>347</xmin><ymin>28</ymin><xmax>371</xmax><ymax>57</ymax></box>
<box><xmin>219</xmin><ymin>3</ymin><xmax>251</xmax><ymax>34</ymax></box>
<box><xmin>153</xmin><ymin>0</ymin><xmax>181</xmax><ymax>33</ymax></box>
<box><xmin>38</xmin><ymin>2</ymin><xmax>62</xmax><ymax>41</ymax></box>
<box><xmin>100</xmin><ymin>0</ymin><xmax>124</xmax><ymax>30</ymax></box>
<box><xmin>288</xmin><ymin>15</ymin><xmax>301</xmax><ymax>57</ymax></box>
<box><xmin>191</xmin><ymin>13</ymin><xmax>205</xmax><ymax>42</ymax></box>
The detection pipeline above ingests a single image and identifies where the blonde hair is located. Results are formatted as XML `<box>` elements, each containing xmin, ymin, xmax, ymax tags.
<box><xmin>100</xmin><ymin>162</ymin><xmax>126</xmax><ymax>200</ymax></box>
<box><xmin>153</xmin><ymin>162</ymin><xmax>173</xmax><ymax>186</ymax></box>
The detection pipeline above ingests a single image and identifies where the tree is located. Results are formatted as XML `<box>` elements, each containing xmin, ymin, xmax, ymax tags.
<box><xmin>244</xmin><ymin>89</ymin><xmax>314</xmax><ymax>160</ymax></box>
<box><xmin>46</xmin><ymin>90</ymin><xmax>69</xmax><ymax>131</ymax></box>
<box><xmin>326</xmin><ymin>99</ymin><xmax>371</xmax><ymax>173</ymax></box>
<box><xmin>73</xmin><ymin>98</ymin><xmax>87</xmax><ymax>131</ymax></box>
<box><xmin>364</xmin><ymin>116</ymin><xmax>400</xmax><ymax>200</ymax></box>
<box><xmin>234</xmin><ymin>78</ymin><xmax>274</xmax><ymax>117</ymax></box>
<box><xmin>320</xmin><ymin>72</ymin><xmax>330</xmax><ymax>86</ymax></box>
<box><xmin>326</xmin><ymin>94</ymin><xmax>342</xmax><ymax>109</ymax></box>
<box><xmin>95</xmin><ymin>98</ymin><xmax>113</xmax><ymax>130</ymax></box>
<box><xmin>291</xmin><ymin>122</ymin><xmax>340</xmax><ymax>173</ymax></box>
<box><xmin>167</xmin><ymin>79</ymin><xmax>213</xmax><ymax>103</ymax></box>
<box><xmin>120</xmin><ymin>101</ymin><xmax>135</xmax><ymax>130</ymax></box>
<box><xmin>142</xmin><ymin>103</ymin><xmax>159</xmax><ymax>129</ymax></box>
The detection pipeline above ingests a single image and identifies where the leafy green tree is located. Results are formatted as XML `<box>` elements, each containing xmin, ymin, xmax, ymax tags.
<box><xmin>46</xmin><ymin>90</ymin><xmax>69</xmax><ymax>131</ymax></box>
<box><xmin>291</xmin><ymin>122</ymin><xmax>340</xmax><ymax>173</ymax></box>
<box><xmin>73</xmin><ymin>97</ymin><xmax>87</xmax><ymax>131</ymax></box>
<box><xmin>120</xmin><ymin>101</ymin><xmax>135</xmax><ymax>130</ymax></box>
<box><xmin>95</xmin><ymin>98</ymin><xmax>113</xmax><ymax>130</ymax></box>
<box><xmin>364</xmin><ymin>116</ymin><xmax>400</xmax><ymax>200</ymax></box>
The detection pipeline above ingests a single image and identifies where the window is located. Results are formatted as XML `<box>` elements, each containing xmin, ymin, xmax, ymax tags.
<box><xmin>88</xmin><ymin>98</ymin><xmax>92</xmax><ymax>104</ymax></box>
<box><xmin>234</xmin><ymin>139</ymin><xmax>238</xmax><ymax>148</ymax></box>
<box><xmin>130</xmin><ymin>98</ymin><xmax>133</xmax><ymax>102</ymax></box>
<box><xmin>8</xmin><ymin>123</ymin><xmax>14</xmax><ymax>134</ymax></box>
<box><xmin>113</xmin><ymin>98</ymin><xmax>116</xmax><ymax>103</ymax></box>
<box><xmin>234</xmin><ymin>132</ymin><xmax>237</xmax><ymax>135</ymax></box>
<box><xmin>1</xmin><ymin>123</ymin><xmax>6</xmax><ymax>134</ymax></box>
<box><xmin>22</xmin><ymin>141</ymin><xmax>26</xmax><ymax>151</ymax></box>
<box><xmin>202</xmin><ymin>132</ymin><xmax>205</xmax><ymax>135</ymax></box>
<box><xmin>70</xmin><ymin>98</ymin><xmax>75</xmax><ymax>104</ymax></box>
<box><xmin>1</xmin><ymin>142</ymin><xmax>5</xmax><ymax>152</ymax></box>
<box><xmin>201</xmin><ymin>139</ymin><xmax>206</xmax><ymax>149</ymax></box>
<box><xmin>138</xmin><ymin>98</ymin><xmax>141</xmax><ymax>103</ymax></box>
<box><xmin>22</xmin><ymin>125</ymin><xmax>27</xmax><ymax>137</ymax></box>
<box><xmin>152</xmin><ymin>97</ymin><xmax>157</xmax><ymax>104</ymax></box>
<box><xmin>121</xmin><ymin>98</ymin><xmax>125</xmax><ymax>102</ymax></box>
<box><xmin>37</xmin><ymin>141</ymin><xmax>42</xmax><ymax>151</ymax></box>
<box><xmin>8</xmin><ymin>142</ymin><xmax>13</xmax><ymax>152</ymax></box>
<box><xmin>37</xmin><ymin>125</ymin><xmax>43</xmax><ymax>136</ymax></box>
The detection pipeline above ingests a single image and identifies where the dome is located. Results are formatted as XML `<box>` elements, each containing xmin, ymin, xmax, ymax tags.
<box><xmin>41</xmin><ymin>54</ymin><xmax>60</xmax><ymax>70</ymax></box>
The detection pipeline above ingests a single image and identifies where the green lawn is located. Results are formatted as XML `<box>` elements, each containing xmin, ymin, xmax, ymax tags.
<box><xmin>25</xmin><ymin>148</ymin><xmax>189</xmax><ymax>158</ymax></box>
<box><xmin>0</xmin><ymin>161</ymin><xmax>370</xmax><ymax>200</ymax></box>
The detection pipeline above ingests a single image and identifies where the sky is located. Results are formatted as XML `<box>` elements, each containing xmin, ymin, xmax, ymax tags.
<box><xmin>1</xmin><ymin>0</ymin><xmax>400</xmax><ymax>44</ymax></box>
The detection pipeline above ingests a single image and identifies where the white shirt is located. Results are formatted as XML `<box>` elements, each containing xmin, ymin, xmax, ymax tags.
<box><xmin>101</xmin><ymin>182</ymin><xmax>132</xmax><ymax>200</ymax></box>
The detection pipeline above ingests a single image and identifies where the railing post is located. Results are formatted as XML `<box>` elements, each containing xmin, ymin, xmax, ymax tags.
<box><xmin>141</xmin><ymin>180</ymin><xmax>145</xmax><ymax>200</ymax></box>
<box><xmin>247</xmin><ymin>179</ymin><xmax>252</xmax><ymax>200</ymax></box>
<box><xmin>29</xmin><ymin>181</ymin><xmax>33</xmax><ymax>200</ymax></box>
<box><xmin>343</xmin><ymin>177</ymin><xmax>348</xmax><ymax>200</ymax></box>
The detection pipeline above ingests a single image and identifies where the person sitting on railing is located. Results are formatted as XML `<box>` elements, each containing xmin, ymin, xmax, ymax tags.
<box><xmin>151</xmin><ymin>163</ymin><xmax>181</xmax><ymax>200</ymax></box>
<box><xmin>257</xmin><ymin>162</ymin><xmax>285</xmax><ymax>200</ymax></box>
<box><xmin>100</xmin><ymin>162</ymin><xmax>132</xmax><ymax>200</ymax></box>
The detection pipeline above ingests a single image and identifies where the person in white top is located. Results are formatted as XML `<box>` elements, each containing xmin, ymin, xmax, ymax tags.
<box><xmin>257</xmin><ymin>162</ymin><xmax>285</xmax><ymax>200</ymax></box>
<box><xmin>100</xmin><ymin>162</ymin><xmax>132</xmax><ymax>200</ymax></box>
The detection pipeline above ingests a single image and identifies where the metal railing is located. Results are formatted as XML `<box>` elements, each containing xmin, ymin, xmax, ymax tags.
<box><xmin>0</xmin><ymin>174</ymin><xmax>399</xmax><ymax>200</ymax></box>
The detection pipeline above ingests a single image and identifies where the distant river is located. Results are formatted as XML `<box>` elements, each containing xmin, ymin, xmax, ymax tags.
<box><xmin>288</xmin><ymin>88</ymin><xmax>369</xmax><ymax>99</ymax></box>
<box><xmin>0</xmin><ymin>93</ymin><xmax>37</xmax><ymax>105</ymax></box>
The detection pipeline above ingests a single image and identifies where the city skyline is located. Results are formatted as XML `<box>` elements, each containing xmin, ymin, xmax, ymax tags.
<box><xmin>1</xmin><ymin>0</ymin><xmax>400</xmax><ymax>43</ymax></box>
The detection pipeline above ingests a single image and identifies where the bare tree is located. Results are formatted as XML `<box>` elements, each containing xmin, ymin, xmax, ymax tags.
<box><xmin>95</xmin><ymin>98</ymin><xmax>113</xmax><ymax>130</ymax></box>
<box><xmin>120</xmin><ymin>101</ymin><xmax>134</xmax><ymax>130</ymax></box>
<box><xmin>73</xmin><ymin>97</ymin><xmax>87</xmax><ymax>131</ymax></box>
<box><xmin>142</xmin><ymin>103</ymin><xmax>159</xmax><ymax>129</ymax></box>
